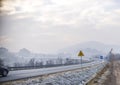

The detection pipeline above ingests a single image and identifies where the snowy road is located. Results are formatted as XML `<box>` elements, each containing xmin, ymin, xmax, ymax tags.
<box><xmin>0</xmin><ymin>61</ymin><xmax>105</xmax><ymax>83</ymax></box>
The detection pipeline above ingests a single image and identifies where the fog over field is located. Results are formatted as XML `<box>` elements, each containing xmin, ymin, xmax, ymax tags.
<box><xmin>0</xmin><ymin>41</ymin><xmax>120</xmax><ymax>66</ymax></box>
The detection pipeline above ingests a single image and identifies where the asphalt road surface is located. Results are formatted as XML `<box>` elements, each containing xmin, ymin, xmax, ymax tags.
<box><xmin>0</xmin><ymin>61</ymin><xmax>104</xmax><ymax>83</ymax></box>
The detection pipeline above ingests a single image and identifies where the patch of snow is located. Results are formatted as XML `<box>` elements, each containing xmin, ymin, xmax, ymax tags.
<box><xmin>11</xmin><ymin>62</ymin><xmax>106</xmax><ymax>85</ymax></box>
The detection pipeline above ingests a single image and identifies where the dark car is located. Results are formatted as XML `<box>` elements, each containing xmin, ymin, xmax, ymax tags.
<box><xmin>0</xmin><ymin>66</ymin><xmax>9</xmax><ymax>77</ymax></box>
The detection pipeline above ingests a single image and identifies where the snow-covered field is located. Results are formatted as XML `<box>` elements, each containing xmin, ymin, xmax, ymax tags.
<box><xmin>1</xmin><ymin>61</ymin><xmax>106</xmax><ymax>85</ymax></box>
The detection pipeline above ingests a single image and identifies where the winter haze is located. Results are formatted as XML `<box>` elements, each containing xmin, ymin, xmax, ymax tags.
<box><xmin>0</xmin><ymin>0</ymin><xmax>120</xmax><ymax>54</ymax></box>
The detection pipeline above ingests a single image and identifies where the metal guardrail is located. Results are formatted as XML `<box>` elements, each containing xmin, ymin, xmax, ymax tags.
<box><xmin>84</xmin><ymin>61</ymin><xmax>108</xmax><ymax>85</ymax></box>
<box><xmin>8</xmin><ymin>61</ymin><xmax>107</xmax><ymax>71</ymax></box>
<box><xmin>8</xmin><ymin>63</ymin><xmax>80</xmax><ymax>71</ymax></box>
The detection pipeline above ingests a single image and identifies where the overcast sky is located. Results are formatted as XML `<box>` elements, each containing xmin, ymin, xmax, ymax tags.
<box><xmin>0</xmin><ymin>0</ymin><xmax>120</xmax><ymax>53</ymax></box>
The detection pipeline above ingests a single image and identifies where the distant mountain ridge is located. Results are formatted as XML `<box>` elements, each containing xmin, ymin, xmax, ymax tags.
<box><xmin>58</xmin><ymin>41</ymin><xmax>120</xmax><ymax>59</ymax></box>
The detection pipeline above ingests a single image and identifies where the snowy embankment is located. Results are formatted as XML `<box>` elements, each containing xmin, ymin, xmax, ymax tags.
<box><xmin>1</xmin><ymin>61</ymin><xmax>107</xmax><ymax>85</ymax></box>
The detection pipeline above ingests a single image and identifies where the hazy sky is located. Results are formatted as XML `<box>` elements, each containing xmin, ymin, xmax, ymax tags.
<box><xmin>0</xmin><ymin>0</ymin><xmax>120</xmax><ymax>53</ymax></box>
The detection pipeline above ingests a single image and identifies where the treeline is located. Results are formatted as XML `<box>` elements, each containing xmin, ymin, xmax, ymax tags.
<box><xmin>13</xmin><ymin>58</ymin><xmax>83</xmax><ymax>67</ymax></box>
<box><xmin>0</xmin><ymin>47</ymin><xmax>76</xmax><ymax>67</ymax></box>
<box><xmin>0</xmin><ymin>57</ymin><xmax>89</xmax><ymax>70</ymax></box>
<box><xmin>0</xmin><ymin>47</ymin><xmax>90</xmax><ymax>70</ymax></box>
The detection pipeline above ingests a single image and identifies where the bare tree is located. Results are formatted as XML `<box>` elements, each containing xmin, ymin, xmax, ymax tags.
<box><xmin>65</xmin><ymin>58</ymin><xmax>73</xmax><ymax>65</ymax></box>
<box><xmin>46</xmin><ymin>59</ymin><xmax>54</xmax><ymax>67</ymax></box>
<box><xmin>14</xmin><ymin>62</ymin><xmax>21</xmax><ymax>67</ymax></box>
<box><xmin>35</xmin><ymin>60</ymin><xmax>43</xmax><ymax>67</ymax></box>
<box><xmin>56</xmin><ymin>57</ymin><xmax>63</xmax><ymax>65</ymax></box>
<box><xmin>28</xmin><ymin>58</ymin><xmax>35</xmax><ymax>66</ymax></box>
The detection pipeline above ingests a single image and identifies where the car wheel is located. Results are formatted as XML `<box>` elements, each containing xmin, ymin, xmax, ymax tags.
<box><xmin>2</xmin><ymin>70</ymin><xmax>8</xmax><ymax>77</ymax></box>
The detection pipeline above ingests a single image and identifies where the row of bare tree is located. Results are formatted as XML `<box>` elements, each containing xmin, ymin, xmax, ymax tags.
<box><xmin>13</xmin><ymin>58</ymin><xmax>81</xmax><ymax>68</ymax></box>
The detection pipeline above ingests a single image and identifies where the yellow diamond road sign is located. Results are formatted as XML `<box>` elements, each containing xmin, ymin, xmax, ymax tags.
<box><xmin>78</xmin><ymin>50</ymin><xmax>84</xmax><ymax>57</ymax></box>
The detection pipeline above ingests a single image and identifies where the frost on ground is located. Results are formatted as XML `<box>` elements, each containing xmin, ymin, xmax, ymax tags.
<box><xmin>1</xmin><ymin>63</ymin><xmax>106</xmax><ymax>85</ymax></box>
<box><xmin>104</xmin><ymin>61</ymin><xmax>120</xmax><ymax>85</ymax></box>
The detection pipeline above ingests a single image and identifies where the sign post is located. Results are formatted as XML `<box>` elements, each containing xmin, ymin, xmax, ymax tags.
<box><xmin>78</xmin><ymin>50</ymin><xmax>84</xmax><ymax>68</ymax></box>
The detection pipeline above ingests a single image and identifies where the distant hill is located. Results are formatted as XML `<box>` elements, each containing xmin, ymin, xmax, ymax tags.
<box><xmin>0</xmin><ymin>41</ymin><xmax>120</xmax><ymax>66</ymax></box>
<box><xmin>58</xmin><ymin>41</ymin><xmax>120</xmax><ymax>59</ymax></box>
